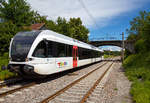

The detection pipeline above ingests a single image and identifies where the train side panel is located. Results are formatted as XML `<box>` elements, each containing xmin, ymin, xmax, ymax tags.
<box><xmin>32</xmin><ymin>57</ymin><xmax>73</xmax><ymax>75</ymax></box>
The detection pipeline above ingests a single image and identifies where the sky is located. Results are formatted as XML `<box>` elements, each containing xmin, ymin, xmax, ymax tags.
<box><xmin>27</xmin><ymin>0</ymin><xmax>150</xmax><ymax>51</ymax></box>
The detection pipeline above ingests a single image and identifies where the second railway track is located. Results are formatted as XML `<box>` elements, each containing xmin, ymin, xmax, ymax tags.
<box><xmin>40</xmin><ymin>61</ymin><xmax>114</xmax><ymax>103</ymax></box>
<box><xmin>0</xmin><ymin>81</ymin><xmax>36</xmax><ymax>98</ymax></box>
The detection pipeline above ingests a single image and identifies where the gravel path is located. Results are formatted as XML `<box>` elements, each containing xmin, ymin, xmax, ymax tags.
<box><xmin>96</xmin><ymin>61</ymin><xmax>132</xmax><ymax>103</ymax></box>
<box><xmin>112</xmin><ymin>63</ymin><xmax>132</xmax><ymax>103</ymax></box>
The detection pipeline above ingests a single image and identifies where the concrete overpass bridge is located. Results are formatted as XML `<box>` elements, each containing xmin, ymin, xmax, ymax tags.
<box><xmin>90</xmin><ymin>40</ymin><xmax>135</xmax><ymax>53</ymax></box>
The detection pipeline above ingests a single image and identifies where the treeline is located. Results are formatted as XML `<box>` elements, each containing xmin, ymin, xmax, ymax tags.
<box><xmin>124</xmin><ymin>11</ymin><xmax>150</xmax><ymax>103</ymax></box>
<box><xmin>0</xmin><ymin>0</ymin><xmax>89</xmax><ymax>54</ymax></box>
<box><xmin>103</xmin><ymin>50</ymin><xmax>121</xmax><ymax>56</ymax></box>
<box><xmin>103</xmin><ymin>50</ymin><xmax>121</xmax><ymax>58</ymax></box>
<box><xmin>126</xmin><ymin>11</ymin><xmax>150</xmax><ymax>54</ymax></box>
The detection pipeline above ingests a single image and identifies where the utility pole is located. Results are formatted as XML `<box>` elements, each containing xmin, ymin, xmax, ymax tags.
<box><xmin>122</xmin><ymin>32</ymin><xmax>125</xmax><ymax>62</ymax></box>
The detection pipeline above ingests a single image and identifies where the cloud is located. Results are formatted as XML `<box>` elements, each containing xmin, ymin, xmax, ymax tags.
<box><xmin>100</xmin><ymin>46</ymin><xmax>121</xmax><ymax>51</ymax></box>
<box><xmin>27</xmin><ymin>0</ymin><xmax>149</xmax><ymax>27</ymax></box>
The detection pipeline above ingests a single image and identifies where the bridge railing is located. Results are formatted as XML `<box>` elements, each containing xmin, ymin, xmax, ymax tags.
<box><xmin>89</xmin><ymin>37</ymin><xmax>123</xmax><ymax>41</ymax></box>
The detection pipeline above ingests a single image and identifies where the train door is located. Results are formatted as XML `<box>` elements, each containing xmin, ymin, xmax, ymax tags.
<box><xmin>73</xmin><ymin>46</ymin><xmax>78</xmax><ymax>68</ymax></box>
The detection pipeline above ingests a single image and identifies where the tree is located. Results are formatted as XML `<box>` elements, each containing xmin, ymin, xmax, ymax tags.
<box><xmin>55</xmin><ymin>17</ymin><xmax>69</xmax><ymax>36</ymax></box>
<box><xmin>127</xmin><ymin>11</ymin><xmax>150</xmax><ymax>53</ymax></box>
<box><xmin>0</xmin><ymin>21</ymin><xmax>18</xmax><ymax>53</ymax></box>
<box><xmin>0</xmin><ymin>0</ymin><xmax>46</xmax><ymax>26</ymax></box>
<box><xmin>32</xmin><ymin>11</ymin><xmax>47</xmax><ymax>24</ymax></box>
<box><xmin>0</xmin><ymin>0</ymin><xmax>90</xmax><ymax>54</ymax></box>
<box><xmin>0</xmin><ymin>0</ymin><xmax>35</xmax><ymax>26</ymax></box>
<box><xmin>0</xmin><ymin>0</ymin><xmax>48</xmax><ymax>53</ymax></box>
<box><xmin>46</xmin><ymin>17</ymin><xmax>89</xmax><ymax>42</ymax></box>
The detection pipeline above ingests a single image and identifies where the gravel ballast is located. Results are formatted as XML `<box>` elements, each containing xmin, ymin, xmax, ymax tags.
<box><xmin>1</xmin><ymin>62</ymin><xmax>105</xmax><ymax>103</ymax></box>
<box><xmin>95</xmin><ymin>61</ymin><xmax>132</xmax><ymax>103</ymax></box>
<box><xmin>0</xmin><ymin>59</ymin><xmax>132</xmax><ymax>103</ymax></box>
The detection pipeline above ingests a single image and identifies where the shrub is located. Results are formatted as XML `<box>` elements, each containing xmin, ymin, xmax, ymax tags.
<box><xmin>134</xmin><ymin>39</ymin><xmax>146</xmax><ymax>53</ymax></box>
<box><xmin>0</xmin><ymin>52</ymin><xmax>17</xmax><ymax>80</ymax></box>
<box><xmin>123</xmin><ymin>54</ymin><xmax>137</xmax><ymax>68</ymax></box>
<box><xmin>124</xmin><ymin>53</ymin><xmax>150</xmax><ymax>103</ymax></box>
<box><xmin>131</xmin><ymin>81</ymin><xmax>150</xmax><ymax>103</ymax></box>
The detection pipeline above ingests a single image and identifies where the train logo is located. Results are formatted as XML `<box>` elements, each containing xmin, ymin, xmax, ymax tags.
<box><xmin>57</xmin><ymin>61</ymin><xmax>68</xmax><ymax>68</ymax></box>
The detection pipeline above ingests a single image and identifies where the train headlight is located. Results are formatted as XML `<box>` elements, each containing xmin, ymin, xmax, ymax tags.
<box><xmin>25</xmin><ymin>58</ymin><xmax>33</xmax><ymax>62</ymax></box>
<box><xmin>24</xmin><ymin>65</ymin><xmax>34</xmax><ymax>72</ymax></box>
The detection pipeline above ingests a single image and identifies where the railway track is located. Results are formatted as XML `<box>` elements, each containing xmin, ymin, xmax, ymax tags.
<box><xmin>0</xmin><ymin>82</ymin><xmax>36</xmax><ymax>98</ymax></box>
<box><xmin>0</xmin><ymin>61</ymin><xmax>113</xmax><ymax>103</ymax></box>
<box><xmin>0</xmin><ymin>77</ymin><xmax>23</xmax><ymax>89</ymax></box>
<box><xmin>40</xmin><ymin>62</ymin><xmax>114</xmax><ymax>103</ymax></box>
<box><xmin>0</xmin><ymin>61</ymin><xmax>107</xmax><ymax>99</ymax></box>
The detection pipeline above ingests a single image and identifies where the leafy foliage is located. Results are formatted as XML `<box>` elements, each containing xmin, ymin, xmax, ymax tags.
<box><xmin>103</xmin><ymin>50</ymin><xmax>121</xmax><ymax>56</ymax></box>
<box><xmin>0</xmin><ymin>21</ymin><xmax>18</xmax><ymax>53</ymax></box>
<box><xmin>0</xmin><ymin>0</ymin><xmax>45</xmax><ymax>53</ymax></box>
<box><xmin>124</xmin><ymin>53</ymin><xmax>150</xmax><ymax>103</ymax></box>
<box><xmin>0</xmin><ymin>0</ymin><xmax>89</xmax><ymax>54</ymax></box>
<box><xmin>0</xmin><ymin>53</ymin><xmax>17</xmax><ymax>80</ymax></box>
<box><xmin>127</xmin><ymin>11</ymin><xmax>150</xmax><ymax>53</ymax></box>
<box><xmin>124</xmin><ymin>10</ymin><xmax>150</xmax><ymax>103</ymax></box>
<box><xmin>46</xmin><ymin>17</ymin><xmax>89</xmax><ymax>42</ymax></box>
<box><xmin>0</xmin><ymin>0</ymin><xmax>34</xmax><ymax>26</ymax></box>
<box><xmin>131</xmin><ymin>81</ymin><xmax>150</xmax><ymax>103</ymax></box>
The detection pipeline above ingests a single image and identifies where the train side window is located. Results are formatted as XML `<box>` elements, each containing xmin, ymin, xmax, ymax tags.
<box><xmin>78</xmin><ymin>47</ymin><xmax>81</xmax><ymax>59</ymax></box>
<box><xmin>79</xmin><ymin>47</ymin><xmax>85</xmax><ymax>60</ymax></box>
<box><xmin>78</xmin><ymin>47</ymin><xmax>82</xmax><ymax>60</ymax></box>
<box><xmin>47</xmin><ymin>41</ymin><xmax>53</xmax><ymax>57</ymax></box>
<box><xmin>32</xmin><ymin>41</ymin><xmax>46</xmax><ymax>58</ymax></box>
<box><xmin>56</xmin><ymin>42</ymin><xmax>66</xmax><ymax>57</ymax></box>
<box><xmin>66</xmin><ymin>45</ymin><xmax>72</xmax><ymax>57</ymax></box>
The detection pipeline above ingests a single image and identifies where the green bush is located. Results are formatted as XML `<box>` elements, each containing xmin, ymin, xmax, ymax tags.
<box><xmin>131</xmin><ymin>81</ymin><xmax>150</xmax><ymax>103</ymax></box>
<box><xmin>0</xmin><ymin>52</ymin><xmax>17</xmax><ymax>80</ymax></box>
<box><xmin>124</xmin><ymin>53</ymin><xmax>150</xmax><ymax>103</ymax></box>
<box><xmin>103</xmin><ymin>54</ymin><xmax>114</xmax><ymax>58</ymax></box>
<box><xmin>134</xmin><ymin>39</ymin><xmax>146</xmax><ymax>53</ymax></box>
<box><xmin>0</xmin><ymin>70</ymin><xmax>16</xmax><ymax>80</ymax></box>
<box><xmin>124</xmin><ymin>10</ymin><xmax>150</xmax><ymax>103</ymax></box>
<box><xmin>123</xmin><ymin>54</ymin><xmax>137</xmax><ymax>68</ymax></box>
<box><xmin>0</xmin><ymin>52</ymin><xmax>9</xmax><ymax>69</ymax></box>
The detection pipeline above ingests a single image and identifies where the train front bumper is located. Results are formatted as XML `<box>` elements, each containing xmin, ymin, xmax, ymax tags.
<box><xmin>8</xmin><ymin>64</ymin><xmax>34</xmax><ymax>75</ymax></box>
<box><xmin>23</xmin><ymin>65</ymin><xmax>34</xmax><ymax>73</ymax></box>
<box><xmin>8</xmin><ymin>64</ymin><xmax>46</xmax><ymax>78</ymax></box>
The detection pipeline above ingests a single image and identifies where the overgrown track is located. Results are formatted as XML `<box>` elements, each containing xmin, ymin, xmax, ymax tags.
<box><xmin>40</xmin><ymin>62</ymin><xmax>113</xmax><ymax>103</ymax></box>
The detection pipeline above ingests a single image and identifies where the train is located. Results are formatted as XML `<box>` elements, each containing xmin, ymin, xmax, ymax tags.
<box><xmin>8</xmin><ymin>30</ymin><xmax>103</xmax><ymax>78</ymax></box>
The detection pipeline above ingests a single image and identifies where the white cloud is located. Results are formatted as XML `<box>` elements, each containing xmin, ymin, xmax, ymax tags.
<box><xmin>100</xmin><ymin>46</ymin><xmax>121</xmax><ymax>51</ymax></box>
<box><xmin>27</xmin><ymin>0</ymin><xmax>149</xmax><ymax>27</ymax></box>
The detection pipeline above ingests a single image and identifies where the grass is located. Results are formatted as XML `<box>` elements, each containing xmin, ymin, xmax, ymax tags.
<box><xmin>123</xmin><ymin>52</ymin><xmax>150</xmax><ymax>103</ymax></box>
<box><xmin>114</xmin><ymin>88</ymin><xmax>118</xmax><ymax>91</ymax></box>
<box><xmin>0</xmin><ymin>52</ymin><xmax>17</xmax><ymax>80</ymax></box>
<box><xmin>103</xmin><ymin>54</ymin><xmax>114</xmax><ymax>58</ymax></box>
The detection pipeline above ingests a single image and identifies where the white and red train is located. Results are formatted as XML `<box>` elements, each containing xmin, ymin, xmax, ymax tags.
<box><xmin>8</xmin><ymin>30</ymin><xmax>103</xmax><ymax>78</ymax></box>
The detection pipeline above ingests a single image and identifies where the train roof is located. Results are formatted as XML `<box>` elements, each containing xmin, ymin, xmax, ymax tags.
<box><xmin>17</xmin><ymin>30</ymin><xmax>102</xmax><ymax>52</ymax></box>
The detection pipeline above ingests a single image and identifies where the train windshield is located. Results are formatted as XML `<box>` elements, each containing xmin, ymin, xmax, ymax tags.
<box><xmin>11</xmin><ymin>31</ymin><xmax>40</xmax><ymax>61</ymax></box>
